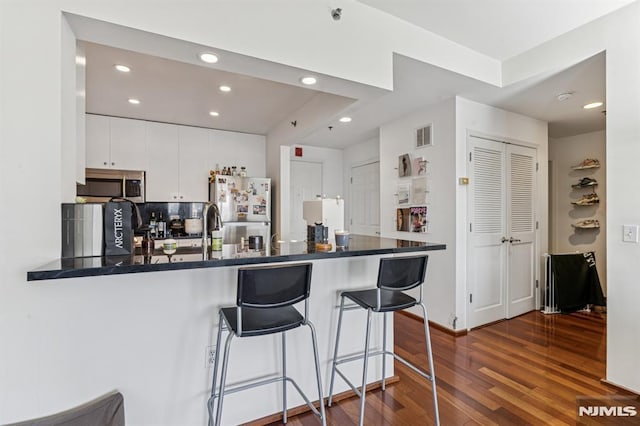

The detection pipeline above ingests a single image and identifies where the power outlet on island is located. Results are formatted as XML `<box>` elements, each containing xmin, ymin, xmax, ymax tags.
<box><xmin>205</xmin><ymin>345</ymin><xmax>216</xmax><ymax>368</ymax></box>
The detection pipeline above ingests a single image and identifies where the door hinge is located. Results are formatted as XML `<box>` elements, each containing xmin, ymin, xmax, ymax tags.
<box><xmin>350</xmin><ymin>218</ymin><xmax>353</xmax><ymax>225</ymax></box>
<box><xmin>536</xmin><ymin>279</ymin><xmax>539</xmax><ymax>288</ymax></box>
<box><xmin>536</xmin><ymin>221</ymin><xmax>539</xmax><ymax>230</ymax></box>
<box><xmin>470</xmin><ymin>294</ymin><xmax>473</xmax><ymax>303</ymax></box>
<box><xmin>469</xmin><ymin>223</ymin><xmax>473</xmax><ymax>232</ymax></box>
<box><xmin>350</xmin><ymin>177</ymin><xmax>353</xmax><ymax>184</ymax></box>
<box><xmin>536</xmin><ymin>162</ymin><xmax>539</xmax><ymax>171</ymax></box>
<box><xmin>469</xmin><ymin>152</ymin><xmax>472</xmax><ymax>162</ymax></box>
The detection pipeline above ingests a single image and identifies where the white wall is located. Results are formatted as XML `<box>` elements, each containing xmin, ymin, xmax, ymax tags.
<box><xmin>549</xmin><ymin>131</ymin><xmax>607</xmax><ymax>292</ymax></box>
<box><xmin>504</xmin><ymin>0</ymin><xmax>640</xmax><ymax>394</ymax></box>
<box><xmin>455</xmin><ymin>97</ymin><xmax>549</xmax><ymax>330</ymax></box>
<box><xmin>379</xmin><ymin>98</ymin><xmax>457</xmax><ymax>328</ymax></box>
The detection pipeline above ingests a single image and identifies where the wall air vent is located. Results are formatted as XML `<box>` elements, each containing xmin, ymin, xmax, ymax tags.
<box><xmin>416</xmin><ymin>124</ymin><xmax>433</xmax><ymax>148</ymax></box>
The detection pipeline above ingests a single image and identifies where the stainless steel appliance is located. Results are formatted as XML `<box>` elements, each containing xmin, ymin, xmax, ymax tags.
<box><xmin>61</xmin><ymin>203</ymin><xmax>104</xmax><ymax>258</ymax></box>
<box><xmin>77</xmin><ymin>168</ymin><xmax>145</xmax><ymax>203</ymax></box>
<box><xmin>209</xmin><ymin>176</ymin><xmax>271</xmax><ymax>252</ymax></box>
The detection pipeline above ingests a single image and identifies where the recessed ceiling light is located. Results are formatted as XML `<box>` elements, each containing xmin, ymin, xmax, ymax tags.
<box><xmin>75</xmin><ymin>56</ymin><xmax>86</xmax><ymax>66</ymax></box>
<box><xmin>199</xmin><ymin>52</ymin><xmax>219</xmax><ymax>64</ymax></box>
<box><xmin>339</xmin><ymin>116</ymin><xmax>352</xmax><ymax>123</ymax></box>
<box><xmin>219</xmin><ymin>85</ymin><xmax>231</xmax><ymax>92</ymax></box>
<box><xmin>209</xmin><ymin>111</ymin><xmax>220</xmax><ymax>117</ymax></box>
<box><xmin>128</xmin><ymin>98</ymin><xmax>140</xmax><ymax>105</ymax></box>
<box><xmin>114</xmin><ymin>64</ymin><xmax>131</xmax><ymax>73</ymax></box>
<box><xmin>556</xmin><ymin>92</ymin><xmax>572</xmax><ymax>101</ymax></box>
<box><xmin>583</xmin><ymin>102</ymin><xmax>603</xmax><ymax>109</ymax></box>
<box><xmin>300</xmin><ymin>76</ymin><xmax>317</xmax><ymax>85</ymax></box>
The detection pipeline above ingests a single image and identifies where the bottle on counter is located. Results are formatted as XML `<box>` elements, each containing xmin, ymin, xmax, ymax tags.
<box><xmin>158</xmin><ymin>211</ymin><xmax>166</xmax><ymax>238</ymax></box>
<box><xmin>231</xmin><ymin>166</ymin><xmax>237</xmax><ymax>176</ymax></box>
<box><xmin>221</xmin><ymin>166</ymin><xmax>228</xmax><ymax>176</ymax></box>
<box><xmin>240</xmin><ymin>166</ymin><xmax>247</xmax><ymax>177</ymax></box>
<box><xmin>142</xmin><ymin>228</ymin><xmax>155</xmax><ymax>257</ymax></box>
<box><xmin>211</xmin><ymin>228</ymin><xmax>223</xmax><ymax>251</ymax></box>
<box><xmin>149</xmin><ymin>211</ymin><xmax>157</xmax><ymax>237</ymax></box>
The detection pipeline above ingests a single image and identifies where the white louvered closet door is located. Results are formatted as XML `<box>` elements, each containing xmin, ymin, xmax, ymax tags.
<box><xmin>468</xmin><ymin>137</ymin><xmax>507</xmax><ymax>329</ymax></box>
<box><xmin>506</xmin><ymin>144</ymin><xmax>537</xmax><ymax>318</ymax></box>
<box><xmin>467</xmin><ymin>136</ymin><xmax>537</xmax><ymax>329</ymax></box>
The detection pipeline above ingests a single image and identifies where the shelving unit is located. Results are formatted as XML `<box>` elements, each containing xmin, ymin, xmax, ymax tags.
<box><xmin>570</xmin><ymin>159</ymin><xmax>600</xmax><ymax>229</ymax></box>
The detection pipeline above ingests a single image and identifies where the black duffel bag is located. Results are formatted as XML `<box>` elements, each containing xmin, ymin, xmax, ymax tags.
<box><xmin>104</xmin><ymin>198</ymin><xmax>142</xmax><ymax>256</ymax></box>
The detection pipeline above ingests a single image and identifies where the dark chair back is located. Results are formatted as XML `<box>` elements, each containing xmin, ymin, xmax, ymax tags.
<box><xmin>237</xmin><ymin>263</ymin><xmax>313</xmax><ymax>308</ymax></box>
<box><xmin>377</xmin><ymin>255</ymin><xmax>428</xmax><ymax>292</ymax></box>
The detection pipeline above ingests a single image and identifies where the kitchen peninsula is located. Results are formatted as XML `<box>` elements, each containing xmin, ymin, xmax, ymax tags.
<box><xmin>27</xmin><ymin>235</ymin><xmax>445</xmax><ymax>281</ymax></box>
<box><xmin>26</xmin><ymin>235</ymin><xmax>445</xmax><ymax>425</ymax></box>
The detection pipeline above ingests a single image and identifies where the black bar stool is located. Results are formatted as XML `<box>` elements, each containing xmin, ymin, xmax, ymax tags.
<box><xmin>207</xmin><ymin>263</ymin><xmax>326</xmax><ymax>426</ymax></box>
<box><xmin>327</xmin><ymin>254</ymin><xmax>439</xmax><ymax>426</ymax></box>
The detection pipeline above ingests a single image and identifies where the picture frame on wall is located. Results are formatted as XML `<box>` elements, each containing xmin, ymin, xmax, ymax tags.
<box><xmin>413</xmin><ymin>157</ymin><xmax>427</xmax><ymax>176</ymax></box>
<box><xmin>398</xmin><ymin>153</ymin><xmax>412</xmax><ymax>177</ymax></box>
<box><xmin>416</xmin><ymin>124</ymin><xmax>433</xmax><ymax>148</ymax></box>
<box><xmin>397</xmin><ymin>183</ymin><xmax>410</xmax><ymax>205</ymax></box>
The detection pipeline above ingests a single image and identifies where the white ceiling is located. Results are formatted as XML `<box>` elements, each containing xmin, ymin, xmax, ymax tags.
<box><xmin>82</xmin><ymin>1</ymin><xmax>620</xmax><ymax>148</ymax></box>
<box><xmin>358</xmin><ymin>0</ymin><xmax>634</xmax><ymax>60</ymax></box>
<box><xmin>84</xmin><ymin>42</ymin><xmax>326</xmax><ymax>135</ymax></box>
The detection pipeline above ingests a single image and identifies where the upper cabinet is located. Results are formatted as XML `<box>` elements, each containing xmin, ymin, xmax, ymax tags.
<box><xmin>145</xmin><ymin>123</ymin><xmax>209</xmax><ymax>202</ymax></box>
<box><xmin>86</xmin><ymin>115</ymin><xmax>147</xmax><ymax>171</ymax></box>
<box><xmin>146</xmin><ymin>121</ymin><xmax>180</xmax><ymax>201</ymax></box>
<box><xmin>178</xmin><ymin>126</ymin><xmax>210</xmax><ymax>202</ymax></box>
<box><xmin>84</xmin><ymin>114</ymin><xmax>267</xmax><ymax>202</ymax></box>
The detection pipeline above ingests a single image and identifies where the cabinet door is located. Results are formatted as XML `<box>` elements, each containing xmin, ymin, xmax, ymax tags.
<box><xmin>109</xmin><ymin>117</ymin><xmax>147</xmax><ymax>170</ymax></box>
<box><xmin>85</xmin><ymin>114</ymin><xmax>110</xmax><ymax>169</ymax></box>
<box><xmin>146</xmin><ymin>121</ymin><xmax>179</xmax><ymax>201</ymax></box>
<box><xmin>178</xmin><ymin>126</ymin><xmax>210</xmax><ymax>202</ymax></box>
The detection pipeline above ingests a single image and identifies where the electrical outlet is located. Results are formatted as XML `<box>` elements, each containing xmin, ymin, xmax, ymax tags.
<box><xmin>205</xmin><ymin>345</ymin><xmax>216</xmax><ymax>368</ymax></box>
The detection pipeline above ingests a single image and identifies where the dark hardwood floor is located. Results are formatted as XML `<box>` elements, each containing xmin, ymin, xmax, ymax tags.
<box><xmin>267</xmin><ymin>310</ymin><xmax>639</xmax><ymax>425</ymax></box>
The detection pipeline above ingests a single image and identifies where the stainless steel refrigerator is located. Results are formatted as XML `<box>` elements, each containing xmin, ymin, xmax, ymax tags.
<box><xmin>209</xmin><ymin>176</ymin><xmax>271</xmax><ymax>253</ymax></box>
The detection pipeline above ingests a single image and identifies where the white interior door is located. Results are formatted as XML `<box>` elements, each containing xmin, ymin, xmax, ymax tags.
<box><xmin>467</xmin><ymin>136</ymin><xmax>537</xmax><ymax>329</ymax></box>
<box><xmin>468</xmin><ymin>138</ymin><xmax>507</xmax><ymax>328</ymax></box>
<box><xmin>350</xmin><ymin>161</ymin><xmax>380</xmax><ymax>236</ymax></box>
<box><xmin>290</xmin><ymin>160</ymin><xmax>322</xmax><ymax>241</ymax></box>
<box><xmin>506</xmin><ymin>144</ymin><xmax>537</xmax><ymax>317</ymax></box>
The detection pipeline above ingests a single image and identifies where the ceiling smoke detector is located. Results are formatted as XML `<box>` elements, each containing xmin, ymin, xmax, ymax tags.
<box><xmin>556</xmin><ymin>92</ymin><xmax>573</xmax><ymax>102</ymax></box>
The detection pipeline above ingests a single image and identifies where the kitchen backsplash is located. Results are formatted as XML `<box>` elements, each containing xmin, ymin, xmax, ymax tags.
<box><xmin>137</xmin><ymin>202</ymin><xmax>204</xmax><ymax>229</ymax></box>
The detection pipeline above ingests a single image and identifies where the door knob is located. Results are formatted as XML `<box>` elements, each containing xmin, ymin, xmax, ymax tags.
<box><xmin>501</xmin><ymin>237</ymin><xmax>508</xmax><ymax>243</ymax></box>
<box><xmin>509</xmin><ymin>237</ymin><xmax>521</xmax><ymax>243</ymax></box>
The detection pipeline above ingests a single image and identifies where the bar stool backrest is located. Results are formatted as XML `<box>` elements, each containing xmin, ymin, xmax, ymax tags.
<box><xmin>376</xmin><ymin>255</ymin><xmax>429</xmax><ymax>305</ymax></box>
<box><xmin>237</xmin><ymin>263</ymin><xmax>313</xmax><ymax>309</ymax></box>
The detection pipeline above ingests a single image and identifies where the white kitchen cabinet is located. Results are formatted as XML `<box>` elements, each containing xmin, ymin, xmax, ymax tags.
<box><xmin>85</xmin><ymin>114</ymin><xmax>110</xmax><ymax>169</ymax></box>
<box><xmin>109</xmin><ymin>117</ymin><xmax>147</xmax><ymax>170</ymax></box>
<box><xmin>85</xmin><ymin>115</ymin><xmax>147</xmax><ymax>170</ymax></box>
<box><xmin>178</xmin><ymin>126</ymin><xmax>210</xmax><ymax>202</ymax></box>
<box><xmin>146</xmin><ymin>121</ymin><xmax>180</xmax><ymax>202</ymax></box>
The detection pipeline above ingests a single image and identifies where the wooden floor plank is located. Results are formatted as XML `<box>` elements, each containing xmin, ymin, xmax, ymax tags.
<box><xmin>263</xmin><ymin>311</ymin><xmax>637</xmax><ymax>425</ymax></box>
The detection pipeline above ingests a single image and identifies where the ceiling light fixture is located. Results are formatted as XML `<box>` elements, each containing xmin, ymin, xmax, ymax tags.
<box><xmin>199</xmin><ymin>52</ymin><xmax>219</xmax><ymax>64</ymax></box>
<box><xmin>128</xmin><ymin>98</ymin><xmax>140</xmax><ymax>105</ymax></box>
<box><xmin>300</xmin><ymin>76</ymin><xmax>317</xmax><ymax>85</ymax></box>
<box><xmin>583</xmin><ymin>102</ymin><xmax>603</xmax><ymax>109</ymax></box>
<box><xmin>114</xmin><ymin>64</ymin><xmax>131</xmax><ymax>73</ymax></box>
<box><xmin>209</xmin><ymin>111</ymin><xmax>220</xmax><ymax>117</ymax></box>
<box><xmin>556</xmin><ymin>92</ymin><xmax>573</xmax><ymax>101</ymax></box>
<box><xmin>219</xmin><ymin>85</ymin><xmax>231</xmax><ymax>92</ymax></box>
<box><xmin>339</xmin><ymin>116</ymin><xmax>352</xmax><ymax>123</ymax></box>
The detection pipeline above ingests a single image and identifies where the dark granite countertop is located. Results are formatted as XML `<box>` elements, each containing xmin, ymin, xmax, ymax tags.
<box><xmin>27</xmin><ymin>235</ymin><xmax>446</xmax><ymax>281</ymax></box>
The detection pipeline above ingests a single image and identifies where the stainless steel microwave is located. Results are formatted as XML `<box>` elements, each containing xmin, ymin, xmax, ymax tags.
<box><xmin>77</xmin><ymin>168</ymin><xmax>145</xmax><ymax>203</ymax></box>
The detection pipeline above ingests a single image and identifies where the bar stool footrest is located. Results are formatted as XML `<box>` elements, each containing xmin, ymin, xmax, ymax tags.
<box><xmin>210</xmin><ymin>375</ymin><xmax>323</xmax><ymax>418</ymax></box>
<box><xmin>333</xmin><ymin>349</ymin><xmax>434</xmax><ymax>386</ymax></box>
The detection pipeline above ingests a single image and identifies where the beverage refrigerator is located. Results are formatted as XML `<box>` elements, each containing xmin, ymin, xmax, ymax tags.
<box><xmin>209</xmin><ymin>175</ymin><xmax>271</xmax><ymax>253</ymax></box>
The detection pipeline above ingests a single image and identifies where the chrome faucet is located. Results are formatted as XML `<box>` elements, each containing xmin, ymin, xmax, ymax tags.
<box><xmin>202</xmin><ymin>202</ymin><xmax>222</xmax><ymax>254</ymax></box>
